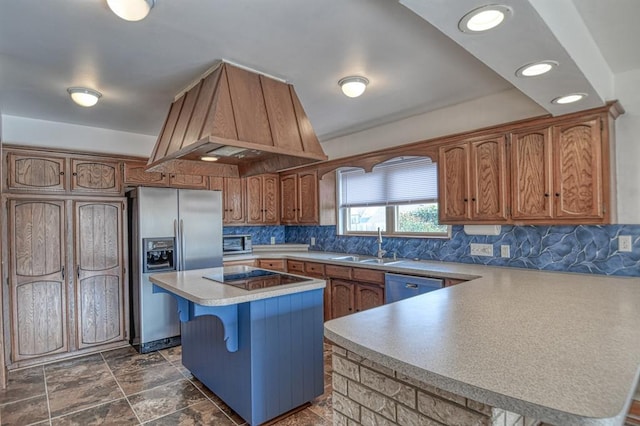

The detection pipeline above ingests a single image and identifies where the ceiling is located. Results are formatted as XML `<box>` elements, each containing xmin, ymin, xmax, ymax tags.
<box><xmin>0</xmin><ymin>0</ymin><xmax>637</xmax><ymax>145</ymax></box>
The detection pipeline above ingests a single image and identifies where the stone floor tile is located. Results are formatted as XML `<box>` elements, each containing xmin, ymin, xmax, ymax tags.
<box><xmin>113</xmin><ymin>362</ymin><xmax>184</xmax><ymax>396</ymax></box>
<box><xmin>144</xmin><ymin>400</ymin><xmax>235</xmax><ymax>426</ymax></box>
<box><xmin>159</xmin><ymin>346</ymin><xmax>182</xmax><ymax>363</ymax></box>
<box><xmin>50</xmin><ymin>398</ymin><xmax>138</xmax><ymax>425</ymax></box>
<box><xmin>101</xmin><ymin>346</ymin><xmax>168</xmax><ymax>374</ymax></box>
<box><xmin>45</xmin><ymin>354</ymin><xmax>112</xmax><ymax>391</ymax></box>
<box><xmin>0</xmin><ymin>394</ymin><xmax>49</xmax><ymax>426</ymax></box>
<box><xmin>0</xmin><ymin>366</ymin><xmax>46</xmax><ymax>405</ymax></box>
<box><xmin>271</xmin><ymin>407</ymin><xmax>331</xmax><ymax>425</ymax></box>
<box><xmin>127</xmin><ymin>378</ymin><xmax>206</xmax><ymax>423</ymax></box>
<box><xmin>47</xmin><ymin>375</ymin><xmax>124</xmax><ymax>418</ymax></box>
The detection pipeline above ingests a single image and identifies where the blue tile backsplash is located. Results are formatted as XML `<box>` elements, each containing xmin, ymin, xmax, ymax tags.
<box><xmin>223</xmin><ymin>226</ymin><xmax>285</xmax><ymax>245</ymax></box>
<box><xmin>284</xmin><ymin>224</ymin><xmax>640</xmax><ymax>277</ymax></box>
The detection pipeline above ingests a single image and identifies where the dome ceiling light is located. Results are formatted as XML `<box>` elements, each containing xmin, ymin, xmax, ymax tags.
<box><xmin>107</xmin><ymin>0</ymin><xmax>155</xmax><ymax>22</ymax></box>
<box><xmin>516</xmin><ymin>60</ymin><xmax>558</xmax><ymax>77</ymax></box>
<box><xmin>552</xmin><ymin>93</ymin><xmax>588</xmax><ymax>105</ymax></box>
<box><xmin>67</xmin><ymin>87</ymin><xmax>102</xmax><ymax>107</ymax></box>
<box><xmin>458</xmin><ymin>5</ymin><xmax>512</xmax><ymax>33</ymax></box>
<box><xmin>338</xmin><ymin>76</ymin><xmax>369</xmax><ymax>98</ymax></box>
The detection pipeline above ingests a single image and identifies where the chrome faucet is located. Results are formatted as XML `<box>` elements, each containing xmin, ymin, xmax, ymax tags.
<box><xmin>376</xmin><ymin>227</ymin><xmax>386</xmax><ymax>259</ymax></box>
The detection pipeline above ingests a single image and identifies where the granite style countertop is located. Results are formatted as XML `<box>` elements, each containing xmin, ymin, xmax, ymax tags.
<box><xmin>149</xmin><ymin>265</ymin><xmax>325</xmax><ymax>306</ymax></box>
<box><xmin>225</xmin><ymin>248</ymin><xmax>640</xmax><ymax>425</ymax></box>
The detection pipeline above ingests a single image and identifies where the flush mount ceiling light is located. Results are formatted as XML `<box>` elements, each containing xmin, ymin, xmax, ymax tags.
<box><xmin>107</xmin><ymin>0</ymin><xmax>155</xmax><ymax>21</ymax></box>
<box><xmin>552</xmin><ymin>93</ymin><xmax>588</xmax><ymax>105</ymax></box>
<box><xmin>516</xmin><ymin>60</ymin><xmax>558</xmax><ymax>77</ymax></box>
<box><xmin>459</xmin><ymin>5</ymin><xmax>512</xmax><ymax>33</ymax></box>
<box><xmin>338</xmin><ymin>76</ymin><xmax>369</xmax><ymax>98</ymax></box>
<box><xmin>67</xmin><ymin>87</ymin><xmax>102</xmax><ymax>107</ymax></box>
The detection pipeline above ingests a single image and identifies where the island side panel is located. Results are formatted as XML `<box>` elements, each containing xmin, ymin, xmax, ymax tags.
<box><xmin>181</xmin><ymin>289</ymin><xmax>325</xmax><ymax>425</ymax></box>
<box><xmin>250</xmin><ymin>289</ymin><xmax>325</xmax><ymax>422</ymax></box>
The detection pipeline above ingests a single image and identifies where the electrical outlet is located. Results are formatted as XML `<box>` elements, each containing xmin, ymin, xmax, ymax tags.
<box><xmin>270</xmin><ymin>236</ymin><xmax>276</xmax><ymax>245</ymax></box>
<box><xmin>501</xmin><ymin>245</ymin><xmax>510</xmax><ymax>258</ymax></box>
<box><xmin>619</xmin><ymin>235</ymin><xmax>632</xmax><ymax>252</ymax></box>
<box><xmin>310</xmin><ymin>237</ymin><xmax>316</xmax><ymax>246</ymax></box>
<box><xmin>470</xmin><ymin>243</ymin><xmax>493</xmax><ymax>256</ymax></box>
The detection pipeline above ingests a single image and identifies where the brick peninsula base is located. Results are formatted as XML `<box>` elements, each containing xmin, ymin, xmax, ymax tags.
<box><xmin>331</xmin><ymin>345</ymin><xmax>545</xmax><ymax>426</ymax></box>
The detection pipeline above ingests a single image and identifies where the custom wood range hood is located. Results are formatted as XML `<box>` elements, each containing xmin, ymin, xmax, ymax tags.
<box><xmin>146</xmin><ymin>62</ymin><xmax>328</xmax><ymax>178</ymax></box>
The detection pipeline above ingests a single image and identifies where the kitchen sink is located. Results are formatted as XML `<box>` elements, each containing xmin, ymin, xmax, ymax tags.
<box><xmin>330</xmin><ymin>255</ymin><xmax>361</xmax><ymax>262</ymax></box>
<box><xmin>358</xmin><ymin>258</ymin><xmax>403</xmax><ymax>265</ymax></box>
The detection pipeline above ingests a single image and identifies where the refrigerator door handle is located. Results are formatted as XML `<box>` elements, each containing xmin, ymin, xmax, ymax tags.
<box><xmin>174</xmin><ymin>219</ymin><xmax>181</xmax><ymax>271</ymax></box>
<box><xmin>180</xmin><ymin>219</ymin><xmax>186</xmax><ymax>271</ymax></box>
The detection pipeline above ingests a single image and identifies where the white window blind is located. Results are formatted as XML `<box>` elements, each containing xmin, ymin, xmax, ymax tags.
<box><xmin>338</xmin><ymin>157</ymin><xmax>438</xmax><ymax>208</ymax></box>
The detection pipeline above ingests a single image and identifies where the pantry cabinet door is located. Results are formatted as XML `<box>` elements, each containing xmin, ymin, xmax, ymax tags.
<box><xmin>9</xmin><ymin>200</ymin><xmax>68</xmax><ymax>361</ymax></box>
<box><xmin>75</xmin><ymin>201</ymin><xmax>125</xmax><ymax>348</ymax></box>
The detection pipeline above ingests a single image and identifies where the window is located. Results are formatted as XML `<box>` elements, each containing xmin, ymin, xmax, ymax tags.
<box><xmin>337</xmin><ymin>157</ymin><xmax>449</xmax><ymax>237</ymax></box>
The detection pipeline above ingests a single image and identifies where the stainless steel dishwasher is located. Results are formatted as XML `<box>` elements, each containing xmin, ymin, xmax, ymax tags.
<box><xmin>384</xmin><ymin>273</ymin><xmax>444</xmax><ymax>303</ymax></box>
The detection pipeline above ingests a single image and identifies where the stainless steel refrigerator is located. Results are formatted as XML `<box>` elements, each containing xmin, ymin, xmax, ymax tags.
<box><xmin>129</xmin><ymin>187</ymin><xmax>223</xmax><ymax>353</ymax></box>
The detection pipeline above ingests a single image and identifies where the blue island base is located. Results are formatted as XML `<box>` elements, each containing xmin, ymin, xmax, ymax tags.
<box><xmin>180</xmin><ymin>289</ymin><xmax>325</xmax><ymax>425</ymax></box>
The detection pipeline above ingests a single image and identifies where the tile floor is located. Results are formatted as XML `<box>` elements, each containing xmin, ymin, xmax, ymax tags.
<box><xmin>0</xmin><ymin>344</ymin><xmax>333</xmax><ymax>425</ymax></box>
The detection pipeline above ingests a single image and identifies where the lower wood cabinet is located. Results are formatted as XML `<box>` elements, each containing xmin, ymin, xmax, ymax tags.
<box><xmin>330</xmin><ymin>279</ymin><xmax>384</xmax><ymax>319</ymax></box>
<box><xmin>6</xmin><ymin>197</ymin><xmax>128</xmax><ymax>365</ymax></box>
<box><xmin>257</xmin><ymin>259</ymin><xmax>286</xmax><ymax>272</ymax></box>
<box><xmin>223</xmin><ymin>259</ymin><xmax>257</xmax><ymax>267</ymax></box>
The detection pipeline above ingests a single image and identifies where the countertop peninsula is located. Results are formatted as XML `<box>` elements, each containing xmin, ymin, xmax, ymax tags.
<box><xmin>226</xmin><ymin>248</ymin><xmax>640</xmax><ymax>425</ymax></box>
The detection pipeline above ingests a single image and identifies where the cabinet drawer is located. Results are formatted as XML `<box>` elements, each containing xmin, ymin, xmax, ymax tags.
<box><xmin>224</xmin><ymin>259</ymin><xmax>257</xmax><ymax>267</ymax></box>
<box><xmin>304</xmin><ymin>262</ymin><xmax>325</xmax><ymax>278</ymax></box>
<box><xmin>352</xmin><ymin>268</ymin><xmax>385</xmax><ymax>285</ymax></box>
<box><xmin>258</xmin><ymin>259</ymin><xmax>286</xmax><ymax>271</ymax></box>
<box><xmin>325</xmin><ymin>264</ymin><xmax>352</xmax><ymax>280</ymax></box>
<box><xmin>287</xmin><ymin>260</ymin><xmax>305</xmax><ymax>274</ymax></box>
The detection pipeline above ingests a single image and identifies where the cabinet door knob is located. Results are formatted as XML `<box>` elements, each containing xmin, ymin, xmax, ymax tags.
<box><xmin>471</xmin><ymin>198</ymin><xmax>476</xmax><ymax>202</ymax></box>
<box><xmin>555</xmin><ymin>193</ymin><xmax>560</xmax><ymax>197</ymax></box>
<box><xmin>544</xmin><ymin>193</ymin><xmax>549</xmax><ymax>197</ymax></box>
<box><xmin>59</xmin><ymin>171</ymin><xmax>65</xmax><ymax>176</ymax></box>
<box><xmin>463</xmin><ymin>198</ymin><xmax>468</xmax><ymax>202</ymax></box>
<box><xmin>72</xmin><ymin>172</ymin><xmax>77</xmax><ymax>176</ymax></box>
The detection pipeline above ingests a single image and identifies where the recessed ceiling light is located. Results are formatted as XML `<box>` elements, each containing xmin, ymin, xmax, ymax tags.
<box><xmin>338</xmin><ymin>76</ymin><xmax>369</xmax><ymax>98</ymax></box>
<box><xmin>459</xmin><ymin>5</ymin><xmax>512</xmax><ymax>33</ymax></box>
<box><xmin>107</xmin><ymin>0</ymin><xmax>155</xmax><ymax>22</ymax></box>
<box><xmin>67</xmin><ymin>87</ymin><xmax>102</xmax><ymax>107</ymax></box>
<box><xmin>200</xmin><ymin>156</ymin><xmax>219</xmax><ymax>162</ymax></box>
<box><xmin>516</xmin><ymin>60</ymin><xmax>558</xmax><ymax>77</ymax></box>
<box><xmin>552</xmin><ymin>93</ymin><xmax>588</xmax><ymax>105</ymax></box>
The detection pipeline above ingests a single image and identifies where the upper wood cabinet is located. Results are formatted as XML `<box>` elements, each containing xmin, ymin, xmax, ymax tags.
<box><xmin>222</xmin><ymin>177</ymin><xmax>246</xmax><ymax>224</ymax></box>
<box><xmin>439</xmin><ymin>135</ymin><xmax>508</xmax><ymax>223</ymax></box>
<box><xmin>280</xmin><ymin>170</ymin><xmax>319</xmax><ymax>224</ymax></box>
<box><xmin>70</xmin><ymin>159</ymin><xmax>122</xmax><ymax>194</ymax></box>
<box><xmin>6</xmin><ymin>151</ymin><xmax>123</xmax><ymax>195</ymax></box>
<box><xmin>168</xmin><ymin>173</ymin><xmax>209</xmax><ymax>190</ymax></box>
<box><xmin>7</xmin><ymin>153</ymin><xmax>67</xmax><ymax>192</ymax></box>
<box><xmin>510</xmin><ymin>117</ymin><xmax>606</xmax><ymax>222</ymax></box>
<box><xmin>123</xmin><ymin>162</ymin><xmax>169</xmax><ymax>186</ymax></box>
<box><xmin>246</xmin><ymin>174</ymin><xmax>279</xmax><ymax>225</ymax></box>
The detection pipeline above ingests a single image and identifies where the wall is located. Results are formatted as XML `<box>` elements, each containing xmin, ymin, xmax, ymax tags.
<box><xmin>1</xmin><ymin>115</ymin><xmax>156</xmax><ymax>157</ymax></box>
<box><xmin>285</xmin><ymin>224</ymin><xmax>640</xmax><ymax>277</ymax></box>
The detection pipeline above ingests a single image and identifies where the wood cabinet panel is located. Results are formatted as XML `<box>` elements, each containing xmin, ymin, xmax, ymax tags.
<box><xmin>286</xmin><ymin>260</ymin><xmax>305</xmax><ymax>274</ymax></box>
<box><xmin>470</xmin><ymin>137</ymin><xmax>507</xmax><ymax>221</ymax></box>
<box><xmin>510</xmin><ymin>128</ymin><xmax>553</xmax><ymax>219</ymax></box>
<box><xmin>325</xmin><ymin>265</ymin><xmax>352</xmax><ymax>280</ymax></box>
<box><xmin>280</xmin><ymin>174</ymin><xmax>298</xmax><ymax>223</ymax></box>
<box><xmin>280</xmin><ymin>171</ymin><xmax>319</xmax><ymax>224</ymax></box>
<box><xmin>223</xmin><ymin>259</ymin><xmax>257</xmax><ymax>267</ymax></box>
<box><xmin>304</xmin><ymin>262</ymin><xmax>325</xmax><ymax>278</ymax></box>
<box><xmin>355</xmin><ymin>284</ymin><xmax>384</xmax><ymax>312</ymax></box>
<box><xmin>246</xmin><ymin>174</ymin><xmax>279</xmax><ymax>224</ymax></box>
<box><xmin>257</xmin><ymin>259</ymin><xmax>286</xmax><ymax>272</ymax></box>
<box><xmin>553</xmin><ymin>118</ymin><xmax>603</xmax><ymax>219</ymax></box>
<box><xmin>70</xmin><ymin>159</ymin><xmax>122</xmax><ymax>194</ymax></box>
<box><xmin>9</xmin><ymin>200</ymin><xmax>67</xmax><ymax>361</ymax></box>
<box><xmin>123</xmin><ymin>162</ymin><xmax>168</xmax><ymax>186</ymax></box>
<box><xmin>224</xmin><ymin>177</ymin><xmax>245</xmax><ymax>224</ymax></box>
<box><xmin>169</xmin><ymin>174</ymin><xmax>209</xmax><ymax>189</ymax></box>
<box><xmin>330</xmin><ymin>280</ymin><xmax>354</xmax><ymax>319</ymax></box>
<box><xmin>352</xmin><ymin>268</ymin><xmax>385</xmax><ymax>285</ymax></box>
<box><xmin>8</xmin><ymin>153</ymin><xmax>67</xmax><ymax>192</ymax></box>
<box><xmin>262</xmin><ymin>175</ymin><xmax>280</xmax><ymax>224</ymax></box>
<box><xmin>75</xmin><ymin>201</ymin><xmax>125</xmax><ymax>348</ymax></box>
<box><xmin>439</xmin><ymin>144</ymin><xmax>469</xmax><ymax>221</ymax></box>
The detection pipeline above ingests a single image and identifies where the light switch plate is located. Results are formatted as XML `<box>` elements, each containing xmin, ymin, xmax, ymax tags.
<box><xmin>470</xmin><ymin>243</ymin><xmax>493</xmax><ymax>256</ymax></box>
<box><xmin>619</xmin><ymin>235</ymin><xmax>632</xmax><ymax>252</ymax></box>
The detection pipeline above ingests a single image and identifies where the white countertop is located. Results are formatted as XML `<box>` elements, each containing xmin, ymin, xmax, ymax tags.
<box><xmin>225</xmin><ymin>249</ymin><xmax>640</xmax><ymax>425</ymax></box>
<box><xmin>149</xmin><ymin>265</ymin><xmax>325</xmax><ymax>306</ymax></box>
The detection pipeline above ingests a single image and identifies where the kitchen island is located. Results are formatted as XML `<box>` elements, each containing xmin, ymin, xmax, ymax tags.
<box><xmin>149</xmin><ymin>266</ymin><xmax>326</xmax><ymax>425</ymax></box>
<box><xmin>324</xmin><ymin>268</ymin><xmax>640</xmax><ymax>426</ymax></box>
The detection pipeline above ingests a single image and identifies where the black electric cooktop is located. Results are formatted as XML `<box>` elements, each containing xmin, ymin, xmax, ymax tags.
<box><xmin>203</xmin><ymin>267</ymin><xmax>309</xmax><ymax>291</ymax></box>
